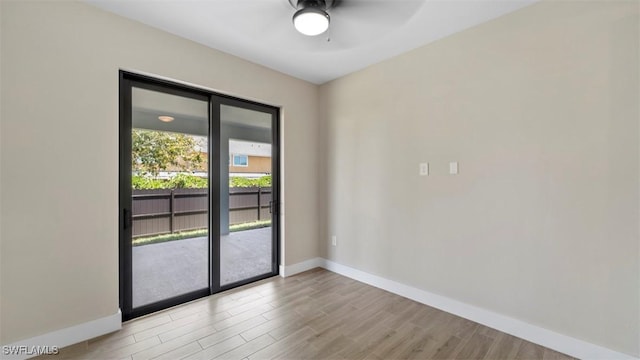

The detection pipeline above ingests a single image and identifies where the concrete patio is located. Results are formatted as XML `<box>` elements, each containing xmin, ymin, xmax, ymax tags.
<box><xmin>132</xmin><ymin>227</ymin><xmax>272</xmax><ymax>307</ymax></box>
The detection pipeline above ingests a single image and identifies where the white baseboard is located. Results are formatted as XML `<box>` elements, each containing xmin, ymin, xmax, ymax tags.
<box><xmin>1</xmin><ymin>310</ymin><xmax>122</xmax><ymax>360</ymax></box>
<box><xmin>285</xmin><ymin>257</ymin><xmax>637</xmax><ymax>360</ymax></box>
<box><xmin>5</xmin><ymin>260</ymin><xmax>637</xmax><ymax>360</ymax></box>
<box><xmin>280</xmin><ymin>257</ymin><xmax>324</xmax><ymax>277</ymax></box>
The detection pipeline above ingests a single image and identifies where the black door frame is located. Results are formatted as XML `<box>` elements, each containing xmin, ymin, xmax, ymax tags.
<box><xmin>119</xmin><ymin>71</ymin><xmax>280</xmax><ymax>321</ymax></box>
<box><xmin>211</xmin><ymin>94</ymin><xmax>281</xmax><ymax>292</ymax></box>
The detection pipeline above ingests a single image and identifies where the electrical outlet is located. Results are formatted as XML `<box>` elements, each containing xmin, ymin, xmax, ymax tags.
<box><xmin>331</xmin><ymin>235</ymin><xmax>337</xmax><ymax>246</ymax></box>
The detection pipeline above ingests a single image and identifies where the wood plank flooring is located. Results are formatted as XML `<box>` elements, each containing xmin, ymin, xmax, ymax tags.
<box><xmin>36</xmin><ymin>268</ymin><xmax>575</xmax><ymax>360</ymax></box>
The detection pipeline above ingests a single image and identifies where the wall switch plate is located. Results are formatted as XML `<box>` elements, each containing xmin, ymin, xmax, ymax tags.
<box><xmin>331</xmin><ymin>236</ymin><xmax>337</xmax><ymax>246</ymax></box>
<box><xmin>449</xmin><ymin>162</ymin><xmax>459</xmax><ymax>175</ymax></box>
<box><xmin>419</xmin><ymin>163</ymin><xmax>429</xmax><ymax>176</ymax></box>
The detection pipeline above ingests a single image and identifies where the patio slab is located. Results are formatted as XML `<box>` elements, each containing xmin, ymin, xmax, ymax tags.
<box><xmin>132</xmin><ymin>227</ymin><xmax>272</xmax><ymax>308</ymax></box>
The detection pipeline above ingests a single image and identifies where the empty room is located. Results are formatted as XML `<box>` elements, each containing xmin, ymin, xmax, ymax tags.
<box><xmin>0</xmin><ymin>0</ymin><xmax>638</xmax><ymax>359</ymax></box>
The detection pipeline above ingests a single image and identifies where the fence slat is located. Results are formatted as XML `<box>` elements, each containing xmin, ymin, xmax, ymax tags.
<box><xmin>132</xmin><ymin>187</ymin><xmax>271</xmax><ymax>238</ymax></box>
<box><xmin>170</xmin><ymin>190</ymin><xmax>175</xmax><ymax>234</ymax></box>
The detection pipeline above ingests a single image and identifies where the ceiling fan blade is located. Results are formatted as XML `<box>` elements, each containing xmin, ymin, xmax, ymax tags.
<box><xmin>324</xmin><ymin>0</ymin><xmax>425</xmax><ymax>48</ymax></box>
<box><xmin>331</xmin><ymin>0</ymin><xmax>424</xmax><ymax>23</ymax></box>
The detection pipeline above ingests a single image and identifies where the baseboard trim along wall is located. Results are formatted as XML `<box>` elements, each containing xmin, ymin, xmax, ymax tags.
<box><xmin>7</xmin><ymin>260</ymin><xmax>637</xmax><ymax>360</ymax></box>
<box><xmin>283</xmin><ymin>258</ymin><xmax>638</xmax><ymax>360</ymax></box>
<box><xmin>280</xmin><ymin>257</ymin><xmax>324</xmax><ymax>278</ymax></box>
<box><xmin>1</xmin><ymin>310</ymin><xmax>122</xmax><ymax>360</ymax></box>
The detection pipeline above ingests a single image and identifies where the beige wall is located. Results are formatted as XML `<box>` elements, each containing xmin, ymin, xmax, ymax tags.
<box><xmin>319</xmin><ymin>1</ymin><xmax>639</xmax><ymax>357</ymax></box>
<box><xmin>0</xmin><ymin>1</ymin><xmax>320</xmax><ymax>345</ymax></box>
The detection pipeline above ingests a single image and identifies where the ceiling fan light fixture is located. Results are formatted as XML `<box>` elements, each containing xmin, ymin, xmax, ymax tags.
<box><xmin>158</xmin><ymin>115</ymin><xmax>175</xmax><ymax>122</ymax></box>
<box><xmin>293</xmin><ymin>7</ymin><xmax>330</xmax><ymax>36</ymax></box>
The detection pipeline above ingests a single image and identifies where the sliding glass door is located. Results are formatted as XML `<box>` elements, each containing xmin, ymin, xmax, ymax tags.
<box><xmin>120</xmin><ymin>72</ymin><xmax>280</xmax><ymax>320</ymax></box>
<box><xmin>214</xmin><ymin>97</ymin><xmax>280</xmax><ymax>289</ymax></box>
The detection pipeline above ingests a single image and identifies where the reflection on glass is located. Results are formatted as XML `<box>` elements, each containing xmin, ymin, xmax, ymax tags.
<box><xmin>131</xmin><ymin>88</ymin><xmax>209</xmax><ymax>308</ymax></box>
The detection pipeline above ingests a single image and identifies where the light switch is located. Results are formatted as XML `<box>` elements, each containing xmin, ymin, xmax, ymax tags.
<box><xmin>419</xmin><ymin>163</ymin><xmax>429</xmax><ymax>176</ymax></box>
<box><xmin>449</xmin><ymin>162</ymin><xmax>458</xmax><ymax>175</ymax></box>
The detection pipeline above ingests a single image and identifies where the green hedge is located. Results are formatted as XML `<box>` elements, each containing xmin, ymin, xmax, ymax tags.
<box><xmin>132</xmin><ymin>174</ymin><xmax>271</xmax><ymax>189</ymax></box>
<box><xmin>229</xmin><ymin>176</ymin><xmax>271</xmax><ymax>188</ymax></box>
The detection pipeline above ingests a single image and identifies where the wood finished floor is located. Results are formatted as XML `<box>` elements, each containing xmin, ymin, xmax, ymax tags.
<box><xmin>37</xmin><ymin>268</ymin><xmax>576</xmax><ymax>360</ymax></box>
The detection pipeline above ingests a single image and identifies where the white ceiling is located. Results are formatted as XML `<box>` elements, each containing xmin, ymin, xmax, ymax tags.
<box><xmin>86</xmin><ymin>0</ymin><xmax>537</xmax><ymax>84</ymax></box>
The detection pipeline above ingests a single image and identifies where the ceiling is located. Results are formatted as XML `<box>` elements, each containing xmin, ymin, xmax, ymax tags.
<box><xmin>86</xmin><ymin>0</ymin><xmax>537</xmax><ymax>84</ymax></box>
<box><xmin>132</xmin><ymin>88</ymin><xmax>271</xmax><ymax>136</ymax></box>
<box><xmin>230</xmin><ymin>140</ymin><xmax>272</xmax><ymax>157</ymax></box>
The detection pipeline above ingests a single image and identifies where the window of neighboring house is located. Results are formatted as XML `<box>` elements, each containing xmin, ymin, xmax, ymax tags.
<box><xmin>232</xmin><ymin>154</ymin><xmax>248</xmax><ymax>167</ymax></box>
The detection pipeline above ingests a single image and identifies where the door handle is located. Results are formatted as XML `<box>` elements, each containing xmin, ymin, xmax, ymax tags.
<box><xmin>269</xmin><ymin>201</ymin><xmax>276</xmax><ymax>214</ymax></box>
<box><xmin>123</xmin><ymin>208</ymin><xmax>131</xmax><ymax>229</ymax></box>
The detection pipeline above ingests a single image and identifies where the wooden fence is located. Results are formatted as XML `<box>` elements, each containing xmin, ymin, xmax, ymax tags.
<box><xmin>132</xmin><ymin>187</ymin><xmax>271</xmax><ymax>238</ymax></box>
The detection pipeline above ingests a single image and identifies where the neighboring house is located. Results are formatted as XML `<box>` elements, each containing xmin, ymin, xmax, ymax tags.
<box><xmin>229</xmin><ymin>154</ymin><xmax>271</xmax><ymax>175</ymax></box>
<box><xmin>229</xmin><ymin>139</ymin><xmax>271</xmax><ymax>176</ymax></box>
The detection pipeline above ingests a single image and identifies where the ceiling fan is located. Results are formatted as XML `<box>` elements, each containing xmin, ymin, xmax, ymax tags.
<box><xmin>286</xmin><ymin>0</ymin><xmax>424</xmax><ymax>40</ymax></box>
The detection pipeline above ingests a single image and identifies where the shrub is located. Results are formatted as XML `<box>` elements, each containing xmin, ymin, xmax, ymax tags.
<box><xmin>168</xmin><ymin>173</ymin><xmax>208</xmax><ymax>188</ymax></box>
<box><xmin>229</xmin><ymin>175</ymin><xmax>271</xmax><ymax>188</ymax></box>
<box><xmin>132</xmin><ymin>174</ymin><xmax>207</xmax><ymax>189</ymax></box>
<box><xmin>132</xmin><ymin>175</ymin><xmax>168</xmax><ymax>189</ymax></box>
<box><xmin>132</xmin><ymin>174</ymin><xmax>271</xmax><ymax>189</ymax></box>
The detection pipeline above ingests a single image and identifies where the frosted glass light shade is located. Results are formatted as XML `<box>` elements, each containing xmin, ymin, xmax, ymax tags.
<box><xmin>293</xmin><ymin>8</ymin><xmax>329</xmax><ymax>36</ymax></box>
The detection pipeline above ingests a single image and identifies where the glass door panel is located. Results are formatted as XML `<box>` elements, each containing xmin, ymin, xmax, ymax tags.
<box><xmin>130</xmin><ymin>87</ymin><xmax>210</xmax><ymax>308</ymax></box>
<box><xmin>219</xmin><ymin>103</ymin><xmax>277</xmax><ymax>286</ymax></box>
